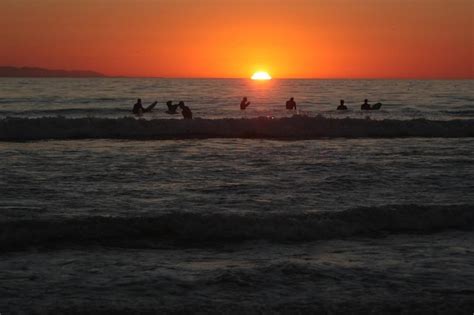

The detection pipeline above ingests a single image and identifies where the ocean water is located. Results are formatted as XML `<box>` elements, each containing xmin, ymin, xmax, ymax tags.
<box><xmin>0</xmin><ymin>78</ymin><xmax>473</xmax><ymax>120</ymax></box>
<box><xmin>1</xmin><ymin>78</ymin><xmax>473</xmax><ymax>313</ymax></box>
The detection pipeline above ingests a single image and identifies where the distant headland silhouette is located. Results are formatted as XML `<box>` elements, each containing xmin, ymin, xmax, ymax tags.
<box><xmin>0</xmin><ymin>66</ymin><xmax>105</xmax><ymax>78</ymax></box>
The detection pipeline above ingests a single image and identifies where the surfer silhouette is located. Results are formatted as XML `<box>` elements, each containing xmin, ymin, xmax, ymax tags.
<box><xmin>240</xmin><ymin>97</ymin><xmax>251</xmax><ymax>110</ymax></box>
<box><xmin>337</xmin><ymin>100</ymin><xmax>348</xmax><ymax>110</ymax></box>
<box><xmin>179</xmin><ymin>101</ymin><xmax>193</xmax><ymax>119</ymax></box>
<box><xmin>166</xmin><ymin>101</ymin><xmax>179</xmax><ymax>114</ymax></box>
<box><xmin>132</xmin><ymin>98</ymin><xmax>157</xmax><ymax>115</ymax></box>
<box><xmin>361</xmin><ymin>99</ymin><xmax>371</xmax><ymax>110</ymax></box>
<box><xmin>286</xmin><ymin>97</ymin><xmax>296</xmax><ymax>110</ymax></box>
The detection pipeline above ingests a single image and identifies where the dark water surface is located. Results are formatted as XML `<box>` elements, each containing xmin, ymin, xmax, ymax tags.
<box><xmin>0</xmin><ymin>78</ymin><xmax>472</xmax><ymax>119</ymax></box>
<box><xmin>0</xmin><ymin>79</ymin><xmax>473</xmax><ymax>313</ymax></box>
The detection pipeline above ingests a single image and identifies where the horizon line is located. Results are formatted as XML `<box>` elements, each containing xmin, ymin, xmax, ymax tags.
<box><xmin>2</xmin><ymin>66</ymin><xmax>472</xmax><ymax>80</ymax></box>
<box><xmin>109</xmin><ymin>76</ymin><xmax>474</xmax><ymax>80</ymax></box>
<box><xmin>1</xmin><ymin>75</ymin><xmax>472</xmax><ymax>80</ymax></box>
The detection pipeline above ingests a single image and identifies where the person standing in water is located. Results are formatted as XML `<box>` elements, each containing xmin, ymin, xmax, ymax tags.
<box><xmin>337</xmin><ymin>99</ymin><xmax>348</xmax><ymax>110</ymax></box>
<box><xmin>286</xmin><ymin>97</ymin><xmax>296</xmax><ymax>110</ymax></box>
<box><xmin>179</xmin><ymin>101</ymin><xmax>193</xmax><ymax>119</ymax></box>
<box><xmin>132</xmin><ymin>98</ymin><xmax>158</xmax><ymax>115</ymax></box>
<box><xmin>240</xmin><ymin>97</ymin><xmax>250</xmax><ymax>110</ymax></box>
<box><xmin>361</xmin><ymin>99</ymin><xmax>371</xmax><ymax>110</ymax></box>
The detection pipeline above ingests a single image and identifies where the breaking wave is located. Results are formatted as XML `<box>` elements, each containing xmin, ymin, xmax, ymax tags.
<box><xmin>1</xmin><ymin>204</ymin><xmax>472</xmax><ymax>250</ymax></box>
<box><xmin>1</xmin><ymin>116</ymin><xmax>473</xmax><ymax>140</ymax></box>
<box><xmin>441</xmin><ymin>110</ymin><xmax>474</xmax><ymax>117</ymax></box>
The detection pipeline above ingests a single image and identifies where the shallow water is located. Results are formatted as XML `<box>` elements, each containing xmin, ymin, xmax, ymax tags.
<box><xmin>1</xmin><ymin>232</ymin><xmax>473</xmax><ymax>313</ymax></box>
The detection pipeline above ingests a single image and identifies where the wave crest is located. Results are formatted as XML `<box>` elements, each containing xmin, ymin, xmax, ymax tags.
<box><xmin>1</xmin><ymin>204</ymin><xmax>472</xmax><ymax>250</ymax></box>
<box><xmin>1</xmin><ymin>116</ymin><xmax>473</xmax><ymax>140</ymax></box>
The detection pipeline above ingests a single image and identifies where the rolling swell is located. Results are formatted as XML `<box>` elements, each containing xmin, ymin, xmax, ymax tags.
<box><xmin>0</xmin><ymin>116</ymin><xmax>473</xmax><ymax>140</ymax></box>
<box><xmin>1</xmin><ymin>204</ymin><xmax>472</xmax><ymax>250</ymax></box>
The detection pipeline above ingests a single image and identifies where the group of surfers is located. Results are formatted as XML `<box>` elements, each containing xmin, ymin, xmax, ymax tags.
<box><xmin>242</xmin><ymin>97</ymin><xmax>382</xmax><ymax>111</ymax></box>
<box><xmin>132</xmin><ymin>97</ymin><xmax>382</xmax><ymax>118</ymax></box>
<box><xmin>240</xmin><ymin>97</ymin><xmax>298</xmax><ymax>110</ymax></box>
<box><xmin>132</xmin><ymin>99</ymin><xmax>192</xmax><ymax>119</ymax></box>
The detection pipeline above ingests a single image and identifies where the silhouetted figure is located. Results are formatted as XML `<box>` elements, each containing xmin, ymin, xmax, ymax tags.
<box><xmin>166</xmin><ymin>100</ymin><xmax>179</xmax><ymax>114</ymax></box>
<box><xmin>132</xmin><ymin>98</ymin><xmax>157</xmax><ymax>115</ymax></box>
<box><xmin>361</xmin><ymin>99</ymin><xmax>371</xmax><ymax>110</ymax></box>
<box><xmin>371</xmin><ymin>102</ymin><xmax>383</xmax><ymax>110</ymax></box>
<box><xmin>132</xmin><ymin>98</ymin><xmax>143</xmax><ymax>115</ymax></box>
<box><xmin>240</xmin><ymin>97</ymin><xmax>251</xmax><ymax>110</ymax></box>
<box><xmin>337</xmin><ymin>99</ymin><xmax>348</xmax><ymax>110</ymax></box>
<box><xmin>179</xmin><ymin>101</ymin><xmax>192</xmax><ymax>119</ymax></box>
<box><xmin>286</xmin><ymin>97</ymin><xmax>297</xmax><ymax>110</ymax></box>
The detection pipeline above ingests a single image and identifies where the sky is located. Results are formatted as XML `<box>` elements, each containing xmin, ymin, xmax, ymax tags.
<box><xmin>0</xmin><ymin>0</ymin><xmax>473</xmax><ymax>78</ymax></box>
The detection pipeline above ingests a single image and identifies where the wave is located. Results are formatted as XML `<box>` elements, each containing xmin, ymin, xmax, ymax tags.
<box><xmin>0</xmin><ymin>107</ymin><xmax>130</xmax><ymax>117</ymax></box>
<box><xmin>441</xmin><ymin>110</ymin><xmax>474</xmax><ymax>117</ymax></box>
<box><xmin>1</xmin><ymin>204</ymin><xmax>472</xmax><ymax>250</ymax></box>
<box><xmin>0</xmin><ymin>116</ymin><xmax>473</xmax><ymax>140</ymax></box>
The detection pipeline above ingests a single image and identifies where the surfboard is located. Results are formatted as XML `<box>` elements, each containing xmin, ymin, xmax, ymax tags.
<box><xmin>372</xmin><ymin>103</ymin><xmax>382</xmax><ymax>110</ymax></box>
<box><xmin>143</xmin><ymin>101</ymin><xmax>158</xmax><ymax>113</ymax></box>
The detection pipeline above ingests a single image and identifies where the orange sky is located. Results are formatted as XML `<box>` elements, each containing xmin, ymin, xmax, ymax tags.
<box><xmin>0</xmin><ymin>0</ymin><xmax>473</xmax><ymax>78</ymax></box>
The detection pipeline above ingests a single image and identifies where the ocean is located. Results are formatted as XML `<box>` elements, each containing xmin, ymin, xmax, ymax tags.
<box><xmin>0</xmin><ymin>78</ymin><xmax>473</xmax><ymax>120</ymax></box>
<box><xmin>1</xmin><ymin>78</ymin><xmax>473</xmax><ymax>313</ymax></box>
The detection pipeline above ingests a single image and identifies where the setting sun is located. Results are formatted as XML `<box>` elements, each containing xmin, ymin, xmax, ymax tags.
<box><xmin>251</xmin><ymin>71</ymin><xmax>272</xmax><ymax>80</ymax></box>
